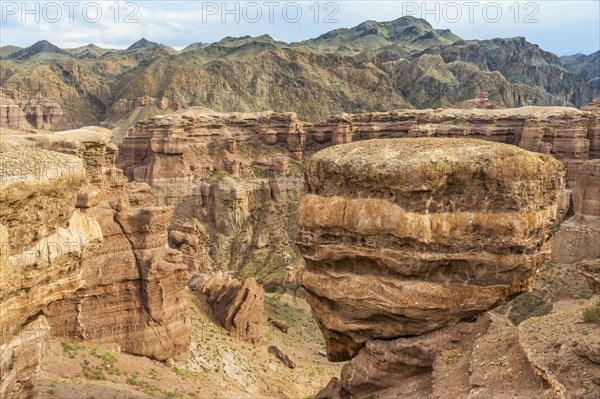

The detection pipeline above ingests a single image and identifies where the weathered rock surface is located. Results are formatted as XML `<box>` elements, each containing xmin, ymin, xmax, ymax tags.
<box><xmin>268</xmin><ymin>317</ymin><xmax>289</xmax><ymax>333</ymax></box>
<box><xmin>1</xmin><ymin>128</ymin><xmax>190</xmax><ymax>367</ymax></box>
<box><xmin>519</xmin><ymin>299</ymin><xmax>600</xmax><ymax>399</ymax></box>
<box><xmin>548</xmin><ymin>159</ymin><xmax>600</xmax><ymax>302</ymax></box>
<box><xmin>0</xmin><ymin>89</ymin><xmax>66</xmax><ymax>130</ymax></box>
<box><xmin>268</xmin><ymin>345</ymin><xmax>296</xmax><ymax>369</ymax></box>
<box><xmin>317</xmin><ymin>312</ymin><xmax>559</xmax><ymax>399</ymax></box>
<box><xmin>0</xmin><ymin>143</ymin><xmax>102</xmax><ymax>398</ymax></box>
<box><xmin>298</xmin><ymin>138</ymin><xmax>566</xmax><ymax>361</ymax></box>
<box><xmin>108</xmin><ymin>96</ymin><xmax>181</xmax><ymax>119</ymax></box>
<box><xmin>116</xmin><ymin>106</ymin><xmax>598</xmax><ymax>285</ymax></box>
<box><xmin>118</xmin><ymin>109</ymin><xmax>305</xmax><ymax>281</ymax></box>
<box><xmin>200</xmin><ymin>272</ymin><xmax>264</xmax><ymax>342</ymax></box>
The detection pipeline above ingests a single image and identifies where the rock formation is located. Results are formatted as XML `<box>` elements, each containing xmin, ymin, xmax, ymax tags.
<box><xmin>267</xmin><ymin>317</ymin><xmax>289</xmax><ymax>333</ymax></box>
<box><xmin>0</xmin><ymin>143</ymin><xmax>102</xmax><ymax>398</ymax></box>
<box><xmin>297</xmin><ymin>138</ymin><xmax>566</xmax><ymax>361</ymax></box>
<box><xmin>0</xmin><ymin>89</ymin><xmax>66</xmax><ymax>130</ymax></box>
<box><xmin>519</xmin><ymin>299</ymin><xmax>600</xmax><ymax>399</ymax></box>
<box><xmin>268</xmin><ymin>345</ymin><xmax>296</xmax><ymax>369</ymax></box>
<box><xmin>200</xmin><ymin>272</ymin><xmax>265</xmax><ymax>342</ymax></box>
<box><xmin>0</xmin><ymin>126</ymin><xmax>190</xmax><ymax>399</ymax></box>
<box><xmin>118</xmin><ymin>108</ymin><xmax>304</xmax><ymax>282</ymax></box>
<box><xmin>116</xmin><ymin>106</ymin><xmax>598</xmax><ymax>286</ymax></box>
<box><xmin>108</xmin><ymin>96</ymin><xmax>181</xmax><ymax>119</ymax></box>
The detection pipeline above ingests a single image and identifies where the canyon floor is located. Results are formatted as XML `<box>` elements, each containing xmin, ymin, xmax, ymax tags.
<box><xmin>34</xmin><ymin>292</ymin><xmax>342</xmax><ymax>399</ymax></box>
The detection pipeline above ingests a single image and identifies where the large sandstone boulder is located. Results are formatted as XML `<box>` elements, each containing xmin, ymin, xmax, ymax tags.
<box><xmin>297</xmin><ymin>138</ymin><xmax>566</xmax><ymax>361</ymax></box>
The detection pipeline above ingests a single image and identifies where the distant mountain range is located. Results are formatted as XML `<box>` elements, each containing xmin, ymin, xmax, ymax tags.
<box><xmin>1</xmin><ymin>16</ymin><xmax>598</xmax><ymax>126</ymax></box>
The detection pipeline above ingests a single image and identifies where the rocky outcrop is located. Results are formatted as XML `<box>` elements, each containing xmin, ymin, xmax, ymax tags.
<box><xmin>108</xmin><ymin>96</ymin><xmax>180</xmax><ymax>119</ymax></box>
<box><xmin>200</xmin><ymin>272</ymin><xmax>264</xmax><ymax>343</ymax></box>
<box><xmin>552</xmin><ymin>159</ymin><xmax>599</xmax><ymax>266</ymax></box>
<box><xmin>581</xmin><ymin>260</ymin><xmax>600</xmax><ymax>293</ymax></box>
<box><xmin>326</xmin><ymin>316</ymin><xmax>492</xmax><ymax>398</ymax></box>
<box><xmin>297</xmin><ymin>138</ymin><xmax>566</xmax><ymax>361</ymax></box>
<box><xmin>333</xmin><ymin>107</ymin><xmax>595</xmax><ymax>187</ymax></box>
<box><xmin>0</xmin><ymin>89</ymin><xmax>66</xmax><ymax>130</ymax></box>
<box><xmin>452</xmin><ymin>91</ymin><xmax>500</xmax><ymax>109</ymax></box>
<box><xmin>116</xmin><ymin>106</ymin><xmax>598</xmax><ymax>283</ymax></box>
<box><xmin>268</xmin><ymin>317</ymin><xmax>289</xmax><ymax>333</ymax></box>
<box><xmin>1</xmin><ymin>128</ymin><xmax>190</xmax><ymax>364</ymax></box>
<box><xmin>0</xmin><ymin>143</ymin><xmax>103</xmax><ymax>398</ymax></box>
<box><xmin>519</xmin><ymin>299</ymin><xmax>600</xmax><ymax>399</ymax></box>
<box><xmin>118</xmin><ymin>109</ymin><xmax>304</xmax><ymax>280</ymax></box>
<box><xmin>268</xmin><ymin>345</ymin><xmax>296</xmax><ymax>369</ymax></box>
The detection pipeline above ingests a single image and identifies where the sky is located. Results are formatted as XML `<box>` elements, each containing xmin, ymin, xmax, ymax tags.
<box><xmin>0</xmin><ymin>1</ymin><xmax>598</xmax><ymax>56</ymax></box>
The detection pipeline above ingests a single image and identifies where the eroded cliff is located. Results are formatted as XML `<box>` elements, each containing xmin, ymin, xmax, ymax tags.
<box><xmin>1</xmin><ymin>127</ymin><xmax>190</xmax><ymax>398</ymax></box>
<box><xmin>0</xmin><ymin>143</ymin><xmax>102</xmax><ymax>398</ymax></box>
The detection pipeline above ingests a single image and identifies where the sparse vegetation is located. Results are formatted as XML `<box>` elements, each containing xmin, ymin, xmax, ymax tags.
<box><xmin>445</xmin><ymin>350</ymin><xmax>463</xmax><ymax>362</ymax></box>
<box><xmin>582</xmin><ymin>327</ymin><xmax>590</xmax><ymax>336</ymax></box>
<box><xmin>503</xmin><ymin>333</ymin><xmax>516</xmax><ymax>347</ymax></box>
<box><xmin>582</xmin><ymin>299</ymin><xmax>600</xmax><ymax>324</ymax></box>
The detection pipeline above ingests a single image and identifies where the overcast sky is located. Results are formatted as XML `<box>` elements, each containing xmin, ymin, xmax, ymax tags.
<box><xmin>0</xmin><ymin>1</ymin><xmax>598</xmax><ymax>55</ymax></box>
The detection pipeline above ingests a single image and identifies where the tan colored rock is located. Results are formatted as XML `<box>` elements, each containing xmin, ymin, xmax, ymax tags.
<box><xmin>551</xmin><ymin>159</ymin><xmax>600</xmax><ymax>296</ymax></box>
<box><xmin>0</xmin><ymin>143</ymin><xmax>103</xmax><ymax>398</ymax></box>
<box><xmin>298</xmin><ymin>138</ymin><xmax>566</xmax><ymax>361</ymax></box>
<box><xmin>573</xmin><ymin>160</ymin><xmax>600</xmax><ymax>218</ymax></box>
<box><xmin>0</xmin><ymin>316</ymin><xmax>50</xmax><ymax>399</ymax></box>
<box><xmin>519</xmin><ymin>299</ymin><xmax>600</xmax><ymax>399</ymax></box>
<box><xmin>1</xmin><ymin>128</ymin><xmax>190</xmax><ymax>363</ymax></box>
<box><xmin>267</xmin><ymin>317</ymin><xmax>289</xmax><ymax>333</ymax></box>
<box><xmin>201</xmin><ymin>272</ymin><xmax>264</xmax><ymax>342</ymax></box>
<box><xmin>580</xmin><ymin>260</ymin><xmax>600</xmax><ymax>293</ymax></box>
<box><xmin>268</xmin><ymin>345</ymin><xmax>296</xmax><ymax>369</ymax></box>
<box><xmin>318</xmin><ymin>316</ymin><xmax>492</xmax><ymax>398</ymax></box>
<box><xmin>115</xmin><ymin>106</ymin><xmax>597</xmax><ymax>285</ymax></box>
<box><xmin>0</xmin><ymin>89</ymin><xmax>66</xmax><ymax>130</ymax></box>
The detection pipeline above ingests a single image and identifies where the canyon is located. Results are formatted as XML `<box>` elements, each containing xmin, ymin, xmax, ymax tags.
<box><xmin>0</xmin><ymin>101</ymin><xmax>599</xmax><ymax>398</ymax></box>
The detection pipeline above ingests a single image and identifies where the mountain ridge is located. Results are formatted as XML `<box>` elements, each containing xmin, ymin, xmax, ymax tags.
<box><xmin>0</xmin><ymin>16</ymin><xmax>597</xmax><ymax>127</ymax></box>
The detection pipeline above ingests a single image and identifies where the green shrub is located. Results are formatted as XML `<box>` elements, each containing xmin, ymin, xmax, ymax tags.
<box><xmin>582</xmin><ymin>299</ymin><xmax>600</xmax><ymax>324</ymax></box>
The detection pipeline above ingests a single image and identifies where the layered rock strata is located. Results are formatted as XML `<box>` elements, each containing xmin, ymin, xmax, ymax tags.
<box><xmin>1</xmin><ymin>128</ymin><xmax>190</xmax><ymax>364</ymax></box>
<box><xmin>0</xmin><ymin>143</ymin><xmax>102</xmax><ymax>398</ymax></box>
<box><xmin>118</xmin><ymin>109</ymin><xmax>305</xmax><ymax>280</ymax></box>
<box><xmin>116</xmin><ymin>106</ymin><xmax>597</xmax><ymax>282</ymax></box>
<box><xmin>0</xmin><ymin>89</ymin><xmax>66</xmax><ymax>130</ymax></box>
<box><xmin>297</xmin><ymin>138</ymin><xmax>566</xmax><ymax>362</ymax></box>
<box><xmin>199</xmin><ymin>272</ymin><xmax>264</xmax><ymax>343</ymax></box>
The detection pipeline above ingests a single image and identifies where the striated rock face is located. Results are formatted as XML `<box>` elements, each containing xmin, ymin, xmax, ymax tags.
<box><xmin>108</xmin><ymin>96</ymin><xmax>181</xmax><ymax>119</ymax></box>
<box><xmin>552</xmin><ymin>159</ymin><xmax>600</xmax><ymax>265</ymax></box>
<box><xmin>336</xmin><ymin>107</ymin><xmax>596</xmax><ymax>187</ymax></box>
<box><xmin>115</xmin><ymin>106</ymin><xmax>598</xmax><ymax>284</ymax></box>
<box><xmin>329</xmin><ymin>316</ymin><xmax>493</xmax><ymax>398</ymax></box>
<box><xmin>0</xmin><ymin>143</ymin><xmax>103</xmax><ymax>398</ymax></box>
<box><xmin>0</xmin><ymin>89</ymin><xmax>67</xmax><ymax>130</ymax></box>
<box><xmin>118</xmin><ymin>109</ymin><xmax>305</xmax><ymax>281</ymax></box>
<box><xmin>550</xmin><ymin>159</ymin><xmax>600</xmax><ymax>299</ymax></box>
<box><xmin>573</xmin><ymin>159</ymin><xmax>600</xmax><ymax>218</ymax></box>
<box><xmin>297</xmin><ymin>138</ymin><xmax>566</xmax><ymax>361</ymax></box>
<box><xmin>200</xmin><ymin>272</ymin><xmax>265</xmax><ymax>343</ymax></box>
<box><xmin>1</xmin><ymin>127</ymin><xmax>190</xmax><ymax>363</ymax></box>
